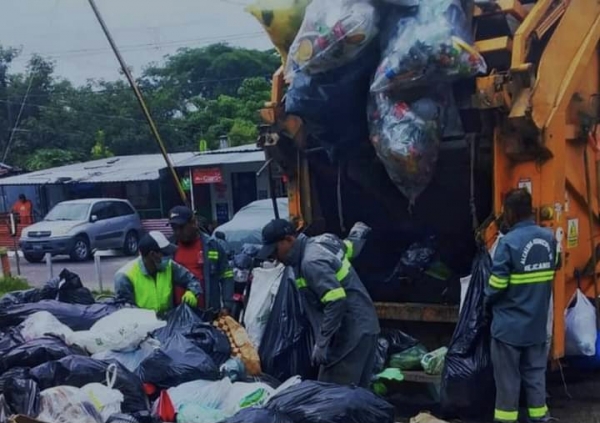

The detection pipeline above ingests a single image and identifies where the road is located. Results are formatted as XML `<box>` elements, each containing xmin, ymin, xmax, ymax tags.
<box><xmin>8</xmin><ymin>254</ymin><xmax>130</xmax><ymax>292</ymax></box>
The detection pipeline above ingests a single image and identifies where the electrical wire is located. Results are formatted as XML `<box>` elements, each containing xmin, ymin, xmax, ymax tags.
<box><xmin>3</xmin><ymin>71</ymin><xmax>35</xmax><ymax>162</ymax></box>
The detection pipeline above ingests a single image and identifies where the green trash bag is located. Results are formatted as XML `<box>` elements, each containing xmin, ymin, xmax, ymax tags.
<box><xmin>421</xmin><ymin>347</ymin><xmax>448</xmax><ymax>375</ymax></box>
<box><xmin>389</xmin><ymin>344</ymin><xmax>428</xmax><ymax>370</ymax></box>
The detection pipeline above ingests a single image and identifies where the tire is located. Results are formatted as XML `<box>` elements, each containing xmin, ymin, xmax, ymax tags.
<box><xmin>123</xmin><ymin>231</ymin><xmax>139</xmax><ymax>256</ymax></box>
<box><xmin>24</xmin><ymin>253</ymin><xmax>44</xmax><ymax>263</ymax></box>
<box><xmin>70</xmin><ymin>235</ymin><xmax>91</xmax><ymax>262</ymax></box>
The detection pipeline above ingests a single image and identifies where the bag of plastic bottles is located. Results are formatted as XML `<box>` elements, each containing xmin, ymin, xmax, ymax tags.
<box><xmin>285</xmin><ymin>0</ymin><xmax>378</xmax><ymax>77</ymax></box>
<box><xmin>368</xmin><ymin>93</ymin><xmax>442</xmax><ymax>206</ymax></box>
<box><xmin>371</xmin><ymin>0</ymin><xmax>486</xmax><ymax>92</ymax></box>
<box><xmin>246</xmin><ymin>0</ymin><xmax>312</xmax><ymax>65</ymax></box>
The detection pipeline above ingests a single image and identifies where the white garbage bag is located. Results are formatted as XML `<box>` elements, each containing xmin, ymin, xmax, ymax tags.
<box><xmin>20</xmin><ymin>311</ymin><xmax>75</xmax><ymax>343</ymax></box>
<box><xmin>243</xmin><ymin>264</ymin><xmax>285</xmax><ymax>349</ymax></box>
<box><xmin>565</xmin><ymin>289</ymin><xmax>597</xmax><ymax>356</ymax></box>
<box><xmin>92</xmin><ymin>338</ymin><xmax>160</xmax><ymax>372</ymax></box>
<box><xmin>177</xmin><ymin>404</ymin><xmax>227</xmax><ymax>423</ymax></box>
<box><xmin>81</xmin><ymin>383</ymin><xmax>124</xmax><ymax>422</ymax></box>
<box><xmin>72</xmin><ymin>308</ymin><xmax>165</xmax><ymax>354</ymax></box>
<box><xmin>37</xmin><ymin>386</ymin><xmax>104</xmax><ymax>423</ymax></box>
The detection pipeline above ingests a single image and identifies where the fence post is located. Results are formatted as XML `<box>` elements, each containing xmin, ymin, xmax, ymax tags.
<box><xmin>45</xmin><ymin>253</ymin><xmax>53</xmax><ymax>279</ymax></box>
<box><xmin>0</xmin><ymin>248</ymin><xmax>10</xmax><ymax>277</ymax></box>
<box><xmin>94</xmin><ymin>252</ymin><xmax>104</xmax><ymax>292</ymax></box>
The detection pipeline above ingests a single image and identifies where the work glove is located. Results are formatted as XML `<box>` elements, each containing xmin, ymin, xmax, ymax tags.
<box><xmin>182</xmin><ymin>291</ymin><xmax>198</xmax><ymax>308</ymax></box>
<box><xmin>311</xmin><ymin>343</ymin><xmax>328</xmax><ymax>367</ymax></box>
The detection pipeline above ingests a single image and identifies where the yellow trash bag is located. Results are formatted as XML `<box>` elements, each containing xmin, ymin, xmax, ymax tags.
<box><xmin>246</xmin><ymin>0</ymin><xmax>312</xmax><ymax>65</ymax></box>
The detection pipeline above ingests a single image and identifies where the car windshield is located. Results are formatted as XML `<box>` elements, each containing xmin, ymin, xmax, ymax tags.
<box><xmin>45</xmin><ymin>203</ymin><xmax>90</xmax><ymax>221</ymax></box>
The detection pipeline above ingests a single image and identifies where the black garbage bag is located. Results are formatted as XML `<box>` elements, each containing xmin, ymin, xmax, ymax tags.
<box><xmin>0</xmin><ymin>336</ymin><xmax>86</xmax><ymax>373</ymax></box>
<box><xmin>440</xmin><ymin>248</ymin><xmax>494</xmax><ymax>420</ymax></box>
<box><xmin>0</xmin><ymin>328</ymin><xmax>24</xmax><ymax>354</ymax></box>
<box><xmin>0</xmin><ymin>287</ymin><xmax>57</xmax><ymax>308</ymax></box>
<box><xmin>0</xmin><ymin>368</ymin><xmax>29</xmax><ymax>394</ymax></box>
<box><xmin>382</xmin><ymin>328</ymin><xmax>419</xmax><ymax>354</ymax></box>
<box><xmin>372</xmin><ymin>337</ymin><xmax>390</xmax><ymax>375</ymax></box>
<box><xmin>30</xmin><ymin>355</ymin><xmax>149</xmax><ymax>413</ymax></box>
<box><xmin>259</xmin><ymin>268</ymin><xmax>315</xmax><ymax>381</ymax></box>
<box><xmin>152</xmin><ymin>304</ymin><xmax>210</xmax><ymax>342</ymax></box>
<box><xmin>107</xmin><ymin>412</ymin><xmax>158</xmax><ymax>423</ymax></box>
<box><xmin>3</xmin><ymin>376</ymin><xmax>40</xmax><ymax>416</ymax></box>
<box><xmin>222</xmin><ymin>408</ymin><xmax>293</xmax><ymax>423</ymax></box>
<box><xmin>286</xmin><ymin>41</ymin><xmax>380</xmax><ymax>160</ymax></box>
<box><xmin>266</xmin><ymin>380</ymin><xmax>395</xmax><ymax>423</ymax></box>
<box><xmin>0</xmin><ymin>394</ymin><xmax>9</xmax><ymax>423</ymax></box>
<box><xmin>185</xmin><ymin>324</ymin><xmax>231</xmax><ymax>366</ymax></box>
<box><xmin>54</xmin><ymin>269</ymin><xmax>95</xmax><ymax>305</ymax></box>
<box><xmin>0</xmin><ymin>300</ymin><xmax>121</xmax><ymax>330</ymax></box>
<box><xmin>137</xmin><ymin>333</ymin><xmax>219</xmax><ymax>389</ymax></box>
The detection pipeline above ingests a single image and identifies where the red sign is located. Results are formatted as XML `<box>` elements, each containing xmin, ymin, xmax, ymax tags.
<box><xmin>193</xmin><ymin>167</ymin><xmax>223</xmax><ymax>184</ymax></box>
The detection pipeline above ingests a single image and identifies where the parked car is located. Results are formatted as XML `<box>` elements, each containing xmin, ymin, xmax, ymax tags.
<box><xmin>19</xmin><ymin>198</ymin><xmax>143</xmax><ymax>263</ymax></box>
<box><xmin>213</xmin><ymin>198</ymin><xmax>289</xmax><ymax>254</ymax></box>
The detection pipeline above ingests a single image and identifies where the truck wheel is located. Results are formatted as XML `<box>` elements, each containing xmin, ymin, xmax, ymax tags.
<box><xmin>70</xmin><ymin>236</ymin><xmax>91</xmax><ymax>262</ymax></box>
<box><xmin>24</xmin><ymin>253</ymin><xmax>44</xmax><ymax>263</ymax></box>
<box><xmin>123</xmin><ymin>231</ymin><xmax>139</xmax><ymax>256</ymax></box>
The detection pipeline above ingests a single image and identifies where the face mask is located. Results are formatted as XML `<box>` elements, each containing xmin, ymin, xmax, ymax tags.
<box><xmin>156</xmin><ymin>257</ymin><xmax>170</xmax><ymax>272</ymax></box>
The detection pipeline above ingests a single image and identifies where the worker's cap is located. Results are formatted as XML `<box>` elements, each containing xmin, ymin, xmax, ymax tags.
<box><xmin>139</xmin><ymin>231</ymin><xmax>176</xmax><ymax>256</ymax></box>
<box><xmin>258</xmin><ymin>219</ymin><xmax>295</xmax><ymax>260</ymax></box>
<box><xmin>169</xmin><ymin>206</ymin><xmax>194</xmax><ymax>227</ymax></box>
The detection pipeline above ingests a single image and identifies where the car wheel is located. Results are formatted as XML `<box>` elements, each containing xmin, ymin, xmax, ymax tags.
<box><xmin>123</xmin><ymin>231</ymin><xmax>139</xmax><ymax>256</ymax></box>
<box><xmin>70</xmin><ymin>236</ymin><xmax>91</xmax><ymax>262</ymax></box>
<box><xmin>24</xmin><ymin>253</ymin><xmax>44</xmax><ymax>263</ymax></box>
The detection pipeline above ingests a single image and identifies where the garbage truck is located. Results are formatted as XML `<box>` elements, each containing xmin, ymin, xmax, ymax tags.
<box><xmin>257</xmin><ymin>0</ymin><xmax>600</xmax><ymax>366</ymax></box>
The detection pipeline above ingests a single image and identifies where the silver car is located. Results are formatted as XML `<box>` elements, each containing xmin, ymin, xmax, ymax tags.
<box><xmin>19</xmin><ymin>198</ymin><xmax>143</xmax><ymax>263</ymax></box>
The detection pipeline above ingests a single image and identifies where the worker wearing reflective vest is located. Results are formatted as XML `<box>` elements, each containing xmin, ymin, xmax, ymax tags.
<box><xmin>114</xmin><ymin>231</ymin><xmax>202</xmax><ymax>314</ymax></box>
<box><xmin>169</xmin><ymin>206</ymin><xmax>234</xmax><ymax>314</ymax></box>
<box><xmin>258</xmin><ymin>219</ymin><xmax>380</xmax><ymax>388</ymax></box>
<box><xmin>486</xmin><ymin>189</ymin><xmax>558</xmax><ymax>423</ymax></box>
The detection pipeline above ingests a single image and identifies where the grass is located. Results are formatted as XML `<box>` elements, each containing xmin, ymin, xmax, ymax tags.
<box><xmin>0</xmin><ymin>275</ymin><xmax>31</xmax><ymax>296</ymax></box>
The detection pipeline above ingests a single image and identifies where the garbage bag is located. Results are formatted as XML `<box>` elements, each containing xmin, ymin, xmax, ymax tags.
<box><xmin>93</xmin><ymin>339</ymin><xmax>160</xmax><ymax>373</ymax></box>
<box><xmin>382</xmin><ymin>328</ymin><xmax>419</xmax><ymax>354</ymax></box>
<box><xmin>285</xmin><ymin>0</ymin><xmax>378</xmax><ymax>77</ymax></box>
<box><xmin>369</xmin><ymin>93</ymin><xmax>443</xmax><ymax>205</ymax></box>
<box><xmin>389</xmin><ymin>344</ymin><xmax>428</xmax><ymax>370</ymax></box>
<box><xmin>259</xmin><ymin>269</ymin><xmax>315</xmax><ymax>381</ymax></box>
<box><xmin>152</xmin><ymin>304</ymin><xmax>209</xmax><ymax>342</ymax></box>
<box><xmin>214</xmin><ymin>316</ymin><xmax>261</xmax><ymax>376</ymax></box>
<box><xmin>0</xmin><ymin>368</ymin><xmax>30</xmax><ymax>394</ymax></box>
<box><xmin>3</xmin><ymin>376</ymin><xmax>40</xmax><ymax>416</ymax></box>
<box><xmin>222</xmin><ymin>408</ymin><xmax>293</xmax><ymax>423</ymax></box>
<box><xmin>184</xmin><ymin>324</ymin><xmax>231</xmax><ymax>367</ymax></box>
<box><xmin>266</xmin><ymin>380</ymin><xmax>395</xmax><ymax>423</ymax></box>
<box><xmin>31</xmin><ymin>356</ymin><xmax>149</xmax><ymax>413</ymax></box>
<box><xmin>0</xmin><ymin>286</ymin><xmax>57</xmax><ymax>308</ymax></box>
<box><xmin>0</xmin><ymin>395</ymin><xmax>9</xmax><ymax>423</ymax></box>
<box><xmin>243</xmin><ymin>264</ymin><xmax>285</xmax><ymax>349</ymax></box>
<box><xmin>55</xmin><ymin>269</ymin><xmax>95</xmax><ymax>305</ymax></box>
<box><xmin>0</xmin><ymin>328</ymin><xmax>24</xmax><ymax>354</ymax></box>
<box><xmin>107</xmin><ymin>412</ymin><xmax>157</xmax><ymax>423</ymax></box>
<box><xmin>0</xmin><ymin>300</ymin><xmax>121</xmax><ymax>331</ymax></box>
<box><xmin>565</xmin><ymin>289</ymin><xmax>597</xmax><ymax>356</ymax></box>
<box><xmin>20</xmin><ymin>311</ymin><xmax>75</xmax><ymax>343</ymax></box>
<box><xmin>177</xmin><ymin>404</ymin><xmax>226</xmax><ymax>423</ymax></box>
<box><xmin>371</xmin><ymin>0</ymin><xmax>486</xmax><ymax>92</ymax></box>
<box><xmin>220</xmin><ymin>357</ymin><xmax>246</xmax><ymax>382</ymax></box>
<box><xmin>137</xmin><ymin>333</ymin><xmax>219</xmax><ymax>389</ymax></box>
<box><xmin>0</xmin><ymin>337</ymin><xmax>86</xmax><ymax>373</ymax></box>
<box><xmin>245</xmin><ymin>0</ymin><xmax>311</xmax><ymax>65</ymax></box>
<box><xmin>421</xmin><ymin>347</ymin><xmax>448</xmax><ymax>375</ymax></box>
<box><xmin>82</xmin><ymin>382</ymin><xmax>124</xmax><ymax>422</ymax></box>
<box><xmin>286</xmin><ymin>37</ymin><xmax>379</xmax><ymax>158</ymax></box>
<box><xmin>38</xmin><ymin>386</ymin><xmax>104</xmax><ymax>423</ymax></box>
<box><xmin>372</xmin><ymin>337</ymin><xmax>389</xmax><ymax>374</ymax></box>
<box><xmin>72</xmin><ymin>308</ymin><xmax>165</xmax><ymax>354</ymax></box>
<box><xmin>440</xmin><ymin>248</ymin><xmax>494</xmax><ymax>419</ymax></box>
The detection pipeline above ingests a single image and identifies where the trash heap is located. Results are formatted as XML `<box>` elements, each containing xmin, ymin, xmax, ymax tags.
<box><xmin>0</xmin><ymin>267</ymin><xmax>395</xmax><ymax>423</ymax></box>
<box><xmin>247</xmin><ymin>0</ymin><xmax>487</xmax><ymax>206</ymax></box>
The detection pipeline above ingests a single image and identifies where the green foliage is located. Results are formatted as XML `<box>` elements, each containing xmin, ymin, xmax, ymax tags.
<box><xmin>0</xmin><ymin>43</ymin><xmax>277</xmax><ymax>169</ymax></box>
<box><xmin>0</xmin><ymin>275</ymin><xmax>30</xmax><ymax>296</ymax></box>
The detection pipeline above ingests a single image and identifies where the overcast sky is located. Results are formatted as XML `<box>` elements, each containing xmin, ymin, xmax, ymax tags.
<box><xmin>0</xmin><ymin>0</ymin><xmax>272</xmax><ymax>85</ymax></box>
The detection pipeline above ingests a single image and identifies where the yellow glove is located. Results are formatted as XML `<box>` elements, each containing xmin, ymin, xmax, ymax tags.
<box><xmin>182</xmin><ymin>291</ymin><xmax>198</xmax><ymax>308</ymax></box>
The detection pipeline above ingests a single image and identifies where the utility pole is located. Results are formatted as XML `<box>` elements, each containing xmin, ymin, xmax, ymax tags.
<box><xmin>87</xmin><ymin>0</ymin><xmax>187</xmax><ymax>204</ymax></box>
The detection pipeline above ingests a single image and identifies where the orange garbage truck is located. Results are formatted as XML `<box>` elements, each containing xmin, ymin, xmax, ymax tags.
<box><xmin>257</xmin><ymin>0</ymin><xmax>600</xmax><ymax>366</ymax></box>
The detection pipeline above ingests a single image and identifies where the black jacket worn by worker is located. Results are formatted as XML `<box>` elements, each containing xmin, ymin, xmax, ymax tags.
<box><xmin>286</xmin><ymin>232</ymin><xmax>380</xmax><ymax>366</ymax></box>
<box><xmin>485</xmin><ymin>219</ymin><xmax>558</xmax><ymax>346</ymax></box>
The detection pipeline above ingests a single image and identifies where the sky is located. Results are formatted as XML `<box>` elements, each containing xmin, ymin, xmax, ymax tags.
<box><xmin>0</xmin><ymin>0</ymin><xmax>272</xmax><ymax>85</ymax></box>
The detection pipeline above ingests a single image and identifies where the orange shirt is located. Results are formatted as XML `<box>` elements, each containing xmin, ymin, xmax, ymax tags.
<box><xmin>12</xmin><ymin>200</ymin><xmax>32</xmax><ymax>225</ymax></box>
<box><xmin>174</xmin><ymin>237</ymin><xmax>205</xmax><ymax>308</ymax></box>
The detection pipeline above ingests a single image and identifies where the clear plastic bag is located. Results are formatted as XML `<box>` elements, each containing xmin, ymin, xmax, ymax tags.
<box><xmin>421</xmin><ymin>346</ymin><xmax>448</xmax><ymax>375</ymax></box>
<box><xmin>246</xmin><ymin>0</ymin><xmax>312</xmax><ymax>65</ymax></box>
<box><xmin>38</xmin><ymin>386</ymin><xmax>104</xmax><ymax>423</ymax></box>
<box><xmin>92</xmin><ymin>338</ymin><xmax>160</xmax><ymax>373</ymax></box>
<box><xmin>371</xmin><ymin>0</ymin><xmax>486</xmax><ymax>92</ymax></box>
<box><xmin>20</xmin><ymin>311</ymin><xmax>75</xmax><ymax>343</ymax></box>
<box><xmin>369</xmin><ymin>93</ymin><xmax>442</xmax><ymax>206</ymax></box>
<box><xmin>565</xmin><ymin>289</ymin><xmax>597</xmax><ymax>356</ymax></box>
<box><xmin>285</xmin><ymin>0</ymin><xmax>378</xmax><ymax>77</ymax></box>
<box><xmin>82</xmin><ymin>365</ymin><xmax>124</xmax><ymax>423</ymax></box>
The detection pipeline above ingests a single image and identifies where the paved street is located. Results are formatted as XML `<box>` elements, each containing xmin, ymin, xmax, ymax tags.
<box><xmin>8</xmin><ymin>253</ymin><xmax>130</xmax><ymax>292</ymax></box>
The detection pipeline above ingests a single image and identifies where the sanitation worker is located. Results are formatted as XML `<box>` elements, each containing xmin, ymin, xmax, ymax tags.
<box><xmin>486</xmin><ymin>188</ymin><xmax>558</xmax><ymax>423</ymax></box>
<box><xmin>114</xmin><ymin>231</ymin><xmax>202</xmax><ymax>314</ymax></box>
<box><xmin>258</xmin><ymin>219</ymin><xmax>379</xmax><ymax>387</ymax></box>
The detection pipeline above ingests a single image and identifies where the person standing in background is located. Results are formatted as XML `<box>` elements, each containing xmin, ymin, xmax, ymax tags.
<box><xmin>12</xmin><ymin>194</ymin><xmax>33</xmax><ymax>225</ymax></box>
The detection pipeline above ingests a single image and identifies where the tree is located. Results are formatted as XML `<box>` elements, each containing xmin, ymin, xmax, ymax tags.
<box><xmin>25</xmin><ymin>149</ymin><xmax>84</xmax><ymax>171</ymax></box>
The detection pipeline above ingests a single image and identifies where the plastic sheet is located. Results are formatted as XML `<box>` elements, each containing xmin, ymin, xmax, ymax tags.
<box><xmin>92</xmin><ymin>339</ymin><xmax>160</xmax><ymax>373</ymax></box>
<box><xmin>266</xmin><ymin>380</ymin><xmax>395</xmax><ymax>423</ymax></box>
<box><xmin>565</xmin><ymin>289</ymin><xmax>597</xmax><ymax>356</ymax></box>
<box><xmin>0</xmin><ymin>300</ymin><xmax>121</xmax><ymax>331</ymax></box>
<box><xmin>137</xmin><ymin>333</ymin><xmax>219</xmax><ymax>389</ymax></box>
<box><xmin>286</xmin><ymin>0</ymin><xmax>378</xmax><ymax>77</ymax></box>
<box><xmin>221</xmin><ymin>408</ymin><xmax>293</xmax><ymax>423</ymax></box>
<box><xmin>369</xmin><ymin>94</ymin><xmax>443</xmax><ymax>205</ymax></box>
<box><xmin>259</xmin><ymin>269</ymin><xmax>315</xmax><ymax>382</ymax></box>
<box><xmin>246</xmin><ymin>0</ymin><xmax>311</xmax><ymax>65</ymax></box>
<box><xmin>371</xmin><ymin>0</ymin><xmax>486</xmax><ymax>92</ymax></box>
<box><xmin>440</xmin><ymin>248</ymin><xmax>494</xmax><ymax>420</ymax></box>
<box><xmin>0</xmin><ymin>337</ymin><xmax>86</xmax><ymax>373</ymax></box>
<box><xmin>37</xmin><ymin>386</ymin><xmax>104</xmax><ymax>423</ymax></box>
<box><xmin>3</xmin><ymin>376</ymin><xmax>40</xmax><ymax>416</ymax></box>
<box><xmin>214</xmin><ymin>316</ymin><xmax>261</xmax><ymax>376</ymax></box>
<box><xmin>20</xmin><ymin>311</ymin><xmax>75</xmax><ymax>343</ymax></box>
<box><xmin>31</xmin><ymin>356</ymin><xmax>149</xmax><ymax>413</ymax></box>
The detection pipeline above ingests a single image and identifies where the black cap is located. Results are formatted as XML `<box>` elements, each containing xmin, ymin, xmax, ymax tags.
<box><xmin>169</xmin><ymin>206</ymin><xmax>194</xmax><ymax>227</ymax></box>
<box><xmin>258</xmin><ymin>219</ymin><xmax>295</xmax><ymax>260</ymax></box>
<box><xmin>139</xmin><ymin>231</ymin><xmax>177</xmax><ymax>256</ymax></box>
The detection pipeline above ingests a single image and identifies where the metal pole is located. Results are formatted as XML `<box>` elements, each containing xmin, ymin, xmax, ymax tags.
<box><xmin>189</xmin><ymin>168</ymin><xmax>196</xmax><ymax>213</ymax></box>
<box><xmin>583</xmin><ymin>147</ymin><xmax>600</xmax><ymax>327</ymax></box>
<box><xmin>94</xmin><ymin>253</ymin><xmax>104</xmax><ymax>292</ymax></box>
<box><xmin>86</xmin><ymin>0</ymin><xmax>187</xmax><ymax>205</ymax></box>
<box><xmin>45</xmin><ymin>253</ymin><xmax>52</xmax><ymax>279</ymax></box>
<box><xmin>12</xmin><ymin>237</ymin><xmax>20</xmax><ymax>276</ymax></box>
<box><xmin>267</xmin><ymin>161</ymin><xmax>280</xmax><ymax>219</ymax></box>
